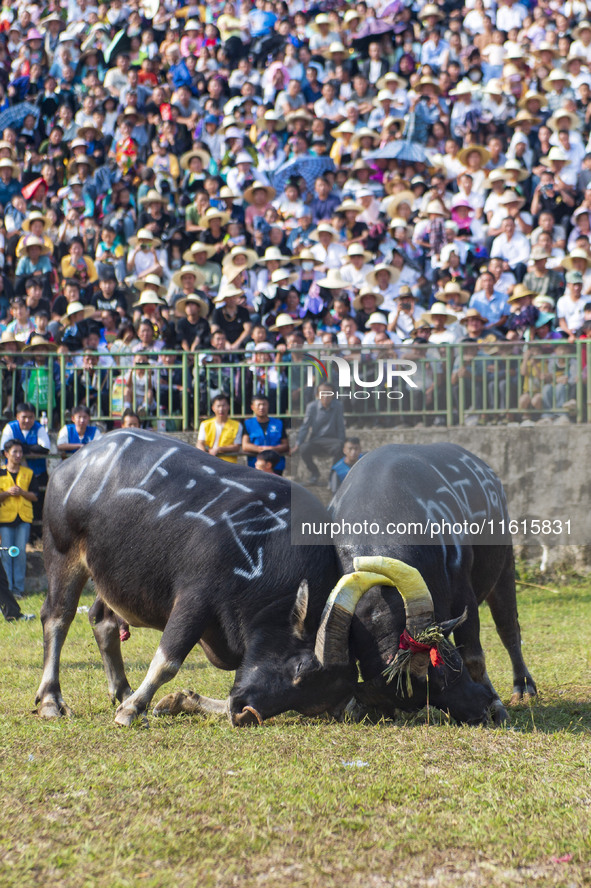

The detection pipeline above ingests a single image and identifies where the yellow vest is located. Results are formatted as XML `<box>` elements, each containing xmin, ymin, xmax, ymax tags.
<box><xmin>0</xmin><ymin>466</ymin><xmax>34</xmax><ymax>523</ymax></box>
<box><xmin>201</xmin><ymin>418</ymin><xmax>240</xmax><ymax>463</ymax></box>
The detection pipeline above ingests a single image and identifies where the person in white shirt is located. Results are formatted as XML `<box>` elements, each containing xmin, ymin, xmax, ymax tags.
<box><xmin>387</xmin><ymin>288</ymin><xmax>424</xmax><ymax>339</ymax></box>
<box><xmin>339</xmin><ymin>244</ymin><xmax>374</xmax><ymax>292</ymax></box>
<box><xmin>314</xmin><ymin>83</ymin><xmax>346</xmax><ymax>123</ymax></box>
<box><xmin>490</xmin><ymin>217</ymin><xmax>531</xmax><ymax>278</ymax></box>
<box><xmin>556</xmin><ymin>272</ymin><xmax>587</xmax><ymax>338</ymax></box>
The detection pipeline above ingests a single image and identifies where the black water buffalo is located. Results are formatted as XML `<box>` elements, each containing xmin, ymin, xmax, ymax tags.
<box><xmin>331</xmin><ymin>443</ymin><xmax>537</xmax><ymax>724</ymax></box>
<box><xmin>36</xmin><ymin>429</ymin><xmax>377</xmax><ymax>727</ymax></box>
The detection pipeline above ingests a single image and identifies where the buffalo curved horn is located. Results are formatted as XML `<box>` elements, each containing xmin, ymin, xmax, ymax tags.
<box><xmin>315</xmin><ymin>570</ymin><xmax>396</xmax><ymax>666</ymax></box>
<box><xmin>353</xmin><ymin>556</ymin><xmax>435</xmax><ymax>636</ymax></box>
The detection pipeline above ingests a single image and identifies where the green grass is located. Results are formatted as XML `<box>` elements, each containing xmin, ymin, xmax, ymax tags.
<box><xmin>1</xmin><ymin>579</ymin><xmax>590</xmax><ymax>888</ymax></box>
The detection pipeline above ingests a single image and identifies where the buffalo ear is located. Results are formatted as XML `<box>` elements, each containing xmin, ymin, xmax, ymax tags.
<box><xmin>439</xmin><ymin>607</ymin><xmax>468</xmax><ymax>638</ymax></box>
<box><xmin>291</xmin><ymin>579</ymin><xmax>309</xmax><ymax>640</ymax></box>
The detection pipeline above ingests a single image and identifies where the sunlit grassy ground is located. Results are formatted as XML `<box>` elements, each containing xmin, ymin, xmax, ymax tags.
<box><xmin>0</xmin><ymin>577</ymin><xmax>590</xmax><ymax>888</ymax></box>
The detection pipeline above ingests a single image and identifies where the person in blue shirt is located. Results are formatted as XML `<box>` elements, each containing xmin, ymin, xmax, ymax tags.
<box><xmin>242</xmin><ymin>395</ymin><xmax>289</xmax><ymax>475</ymax></box>
<box><xmin>329</xmin><ymin>437</ymin><xmax>364</xmax><ymax>494</ymax></box>
<box><xmin>56</xmin><ymin>404</ymin><xmax>102</xmax><ymax>458</ymax></box>
<box><xmin>0</xmin><ymin>402</ymin><xmax>51</xmax><ymax>542</ymax></box>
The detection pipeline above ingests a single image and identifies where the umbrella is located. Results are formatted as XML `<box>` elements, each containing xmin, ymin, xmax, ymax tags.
<box><xmin>366</xmin><ymin>141</ymin><xmax>429</xmax><ymax>164</ymax></box>
<box><xmin>0</xmin><ymin>102</ymin><xmax>39</xmax><ymax>133</ymax></box>
<box><xmin>105</xmin><ymin>28</ymin><xmax>130</xmax><ymax>65</ymax></box>
<box><xmin>271</xmin><ymin>156</ymin><xmax>335</xmax><ymax>196</ymax></box>
<box><xmin>352</xmin><ymin>19</ymin><xmax>395</xmax><ymax>52</ymax></box>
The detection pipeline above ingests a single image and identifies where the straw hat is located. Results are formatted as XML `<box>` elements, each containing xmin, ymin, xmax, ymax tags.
<box><xmin>561</xmin><ymin>249</ymin><xmax>591</xmax><ymax>271</ymax></box>
<box><xmin>365</xmin><ymin>264</ymin><xmax>400</xmax><ymax>287</ymax></box>
<box><xmin>436</xmin><ymin>281</ymin><xmax>470</xmax><ymax>305</ymax></box>
<box><xmin>171</xmin><ymin>264</ymin><xmax>206</xmax><ymax>290</ymax></box>
<box><xmin>270</xmin><ymin>268</ymin><xmax>298</xmax><ymax>287</ymax></box>
<box><xmin>200</xmin><ymin>208</ymin><xmax>231</xmax><ymax>229</ymax></box>
<box><xmin>61</xmin><ymin>302</ymin><xmax>95</xmax><ymax>325</ymax></box>
<box><xmin>225</xmin><ymin>244</ymin><xmax>258</xmax><ymax>268</ymax></box>
<box><xmin>311</xmin><ymin>223</ymin><xmax>339</xmax><ymax>241</ymax></box>
<box><xmin>508</xmin><ymin>109</ymin><xmax>542</xmax><ymax>127</ymax></box>
<box><xmin>542</xmin><ymin>70</ymin><xmax>571</xmax><ymax>91</ymax></box>
<box><xmin>351</xmin><ymin>127</ymin><xmax>380</xmax><ymax>150</ymax></box>
<box><xmin>22</xmin><ymin>335</ymin><xmax>58</xmax><ymax>352</ymax></box>
<box><xmin>139</xmin><ymin>189</ymin><xmax>168</xmax><ymax>207</ymax></box>
<box><xmin>268</xmin><ymin>312</ymin><xmax>303</xmax><ymax>332</ymax></box>
<box><xmin>21</xmin><ymin>211</ymin><xmax>47</xmax><ymax>233</ymax></box>
<box><xmin>180</xmin><ymin>148</ymin><xmax>211</xmax><ymax>170</ymax></box>
<box><xmin>459</xmin><ymin>309</ymin><xmax>488</xmax><ymax>326</ymax></box>
<box><xmin>117</xmin><ymin>106</ymin><xmax>145</xmax><ymax>126</ymax></box>
<box><xmin>457</xmin><ymin>145</ymin><xmax>491</xmax><ymax>167</ymax></box>
<box><xmin>498</xmin><ymin>160</ymin><xmax>529</xmax><ymax>182</ymax></box>
<box><xmin>257</xmin><ymin>246</ymin><xmax>290</xmax><ymax>265</ymax></box>
<box><xmin>337</xmin><ymin>198</ymin><xmax>363</xmax><ymax>214</ymax></box>
<box><xmin>530</xmin><ymin>246</ymin><xmax>551</xmax><ymax>262</ymax></box>
<box><xmin>330</xmin><ymin>121</ymin><xmax>357</xmax><ymax>139</ymax></box>
<box><xmin>377</xmin><ymin>72</ymin><xmax>407</xmax><ymax>91</ymax></box>
<box><xmin>344</xmin><ymin>243</ymin><xmax>373</xmax><ymax>263</ymax></box>
<box><xmin>292</xmin><ymin>248</ymin><xmax>323</xmax><ymax>266</ymax></box>
<box><xmin>498</xmin><ymin>190</ymin><xmax>526</xmax><ymax>208</ymax></box>
<box><xmin>242</xmin><ymin>182</ymin><xmax>276</xmax><ymax>204</ymax></box>
<box><xmin>540</xmin><ymin>147</ymin><xmax>570</xmax><ymax>166</ymax></box>
<box><xmin>425</xmin><ymin>199</ymin><xmax>448</xmax><ymax>216</ymax></box>
<box><xmin>213</xmin><ymin>284</ymin><xmax>244</xmax><ymax>304</ymax></box>
<box><xmin>384</xmin><ymin>190</ymin><xmax>415</xmax><ymax>218</ymax></box>
<box><xmin>573</xmin><ymin>19</ymin><xmax>591</xmax><ymax>38</ymax></box>
<box><xmin>416</xmin><ymin>76</ymin><xmax>441</xmax><ymax>95</ymax></box>
<box><xmin>518</xmin><ymin>90</ymin><xmax>547</xmax><ymax>110</ymax></box>
<box><xmin>316</xmin><ymin>269</ymin><xmax>350</xmax><ymax>289</ymax></box>
<box><xmin>508</xmin><ymin>283</ymin><xmax>536</xmax><ymax>303</ymax></box>
<box><xmin>182</xmin><ymin>241</ymin><xmax>217</xmax><ymax>261</ymax></box>
<box><xmin>366</xmin><ymin>311</ymin><xmax>389</xmax><ymax>326</ymax></box>
<box><xmin>547</xmin><ymin>108</ymin><xmax>582</xmax><ymax>131</ymax></box>
<box><xmin>423</xmin><ymin>302</ymin><xmax>458</xmax><ymax>325</ymax></box>
<box><xmin>129</xmin><ymin>228</ymin><xmax>162</xmax><ymax>248</ymax></box>
<box><xmin>69</xmin><ymin>154</ymin><xmax>95</xmax><ymax>172</ymax></box>
<box><xmin>134</xmin><ymin>274</ymin><xmax>167</xmax><ymax>297</ymax></box>
<box><xmin>22</xmin><ymin>235</ymin><xmax>51</xmax><ymax>255</ymax></box>
<box><xmin>419</xmin><ymin>3</ymin><xmax>444</xmax><ymax>19</ymax></box>
<box><xmin>175</xmin><ymin>293</ymin><xmax>209</xmax><ymax>317</ymax></box>
<box><xmin>0</xmin><ymin>331</ymin><xmax>23</xmax><ymax>351</ymax></box>
<box><xmin>322</xmin><ymin>40</ymin><xmax>347</xmax><ymax>58</ymax></box>
<box><xmin>353</xmin><ymin>286</ymin><xmax>384</xmax><ymax>311</ymax></box>
<box><xmin>255</xmin><ymin>110</ymin><xmax>286</xmax><ymax>132</ymax></box>
<box><xmin>449</xmin><ymin>80</ymin><xmax>477</xmax><ymax>97</ymax></box>
<box><xmin>132</xmin><ymin>291</ymin><xmax>167</xmax><ymax>309</ymax></box>
<box><xmin>219</xmin><ymin>186</ymin><xmax>239</xmax><ymax>201</ymax></box>
<box><xmin>531</xmin><ymin>40</ymin><xmax>558</xmax><ymax>57</ymax></box>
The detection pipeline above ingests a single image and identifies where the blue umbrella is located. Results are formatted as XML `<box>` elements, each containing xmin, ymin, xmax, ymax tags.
<box><xmin>271</xmin><ymin>156</ymin><xmax>335</xmax><ymax>196</ymax></box>
<box><xmin>366</xmin><ymin>141</ymin><xmax>429</xmax><ymax>164</ymax></box>
<box><xmin>0</xmin><ymin>102</ymin><xmax>39</xmax><ymax>133</ymax></box>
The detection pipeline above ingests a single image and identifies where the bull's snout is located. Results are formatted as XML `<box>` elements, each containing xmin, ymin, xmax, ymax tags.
<box><xmin>231</xmin><ymin>705</ymin><xmax>264</xmax><ymax>728</ymax></box>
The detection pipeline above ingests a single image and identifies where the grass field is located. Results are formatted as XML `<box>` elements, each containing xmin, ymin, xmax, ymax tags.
<box><xmin>1</xmin><ymin>575</ymin><xmax>590</xmax><ymax>888</ymax></box>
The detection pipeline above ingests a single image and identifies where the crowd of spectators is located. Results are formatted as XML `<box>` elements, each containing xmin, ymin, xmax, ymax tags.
<box><xmin>0</xmin><ymin>0</ymin><xmax>590</xmax><ymax>431</ymax></box>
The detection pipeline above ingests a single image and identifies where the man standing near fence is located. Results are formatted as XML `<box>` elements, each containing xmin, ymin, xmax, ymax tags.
<box><xmin>292</xmin><ymin>383</ymin><xmax>346</xmax><ymax>486</ymax></box>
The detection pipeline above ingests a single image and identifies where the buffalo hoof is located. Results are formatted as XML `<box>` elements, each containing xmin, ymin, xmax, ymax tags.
<box><xmin>232</xmin><ymin>706</ymin><xmax>263</xmax><ymax>727</ymax></box>
<box><xmin>37</xmin><ymin>698</ymin><xmax>73</xmax><ymax>719</ymax></box>
<box><xmin>490</xmin><ymin>699</ymin><xmax>509</xmax><ymax>726</ymax></box>
<box><xmin>509</xmin><ymin>682</ymin><xmax>537</xmax><ymax>707</ymax></box>
<box><xmin>114</xmin><ymin>703</ymin><xmax>148</xmax><ymax>728</ymax></box>
<box><xmin>153</xmin><ymin>691</ymin><xmax>190</xmax><ymax>717</ymax></box>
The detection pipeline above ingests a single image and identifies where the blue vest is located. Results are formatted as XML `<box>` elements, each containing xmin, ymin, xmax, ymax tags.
<box><xmin>66</xmin><ymin>424</ymin><xmax>99</xmax><ymax>447</ymax></box>
<box><xmin>7</xmin><ymin>420</ymin><xmax>46</xmax><ymax>476</ymax></box>
<box><xmin>243</xmin><ymin>417</ymin><xmax>285</xmax><ymax>471</ymax></box>
<box><xmin>63</xmin><ymin>424</ymin><xmax>99</xmax><ymax>457</ymax></box>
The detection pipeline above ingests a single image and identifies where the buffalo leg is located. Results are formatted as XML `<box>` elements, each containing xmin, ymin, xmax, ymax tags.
<box><xmin>35</xmin><ymin>552</ymin><xmax>90</xmax><ymax>718</ymax></box>
<box><xmin>114</xmin><ymin>604</ymin><xmax>206</xmax><ymax>727</ymax></box>
<box><xmin>486</xmin><ymin>551</ymin><xmax>537</xmax><ymax>704</ymax></box>
<box><xmin>451</xmin><ymin>589</ymin><xmax>509</xmax><ymax>725</ymax></box>
<box><xmin>88</xmin><ymin>598</ymin><xmax>133</xmax><ymax>705</ymax></box>
<box><xmin>153</xmin><ymin>690</ymin><xmax>229</xmax><ymax>719</ymax></box>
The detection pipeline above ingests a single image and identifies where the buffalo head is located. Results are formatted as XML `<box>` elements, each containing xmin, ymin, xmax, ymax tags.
<box><xmin>350</xmin><ymin>557</ymin><xmax>495</xmax><ymax>725</ymax></box>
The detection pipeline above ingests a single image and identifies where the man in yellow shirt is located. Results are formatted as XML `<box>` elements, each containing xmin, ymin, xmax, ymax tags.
<box><xmin>196</xmin><ymin>394</ymin><xmax>242</xmax><ymax>463</ymax></box>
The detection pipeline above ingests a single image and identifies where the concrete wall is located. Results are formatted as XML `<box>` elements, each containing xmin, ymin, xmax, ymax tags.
<box><xmin>173</xmin><ymin>426</ymin><xmax>591</xmax><ymax>572</ymax></box>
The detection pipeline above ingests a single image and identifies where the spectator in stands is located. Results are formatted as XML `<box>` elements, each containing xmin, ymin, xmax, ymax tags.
<box><xmin>57</xmin><ymin>404</ymin><xmax>102</xmax><ymax>458</ymax></box>
<box><xmin>242</xmin><ymin>394</ymin><xmax>289</xmax><ymax>475</ymax></box>
<box><xmin>329</xmin><ymin>437</ymin><xmax>363</xmax><ymax>493</ymax></box>
<box><xmin>196</xmin><ymin>393</ymin><xmax>242</xmax><ymax>463</ymax></box>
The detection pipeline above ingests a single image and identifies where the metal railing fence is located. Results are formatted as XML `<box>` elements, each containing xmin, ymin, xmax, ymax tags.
<box><xmin>1</xmin><ymin>340</ymin><xmax>589</xmax><ymax>430</ymax></box>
